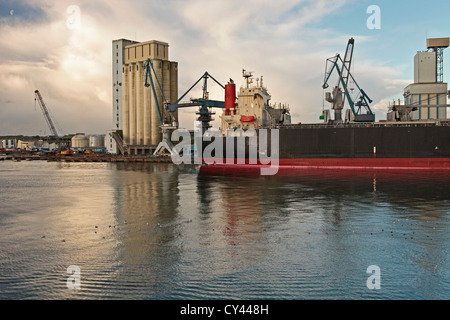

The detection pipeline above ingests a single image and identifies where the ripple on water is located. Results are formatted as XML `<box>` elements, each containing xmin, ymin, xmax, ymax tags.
<box><xmin>0</xmin><ymin>162</ymin><xmax>449</xmax><ymax>299</ymax></box>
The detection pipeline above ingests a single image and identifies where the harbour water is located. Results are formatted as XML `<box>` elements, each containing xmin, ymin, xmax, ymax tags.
<box><xmin>0</xmin><ymin>161</ymin><xmax>449</xmax><ymax>300</ymax></box>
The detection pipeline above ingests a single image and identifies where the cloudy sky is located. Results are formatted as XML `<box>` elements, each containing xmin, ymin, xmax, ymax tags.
<box><xmin>1</xmin><ymin>0</ymin><xmax>449</xmax><ymax>136</ymax></box>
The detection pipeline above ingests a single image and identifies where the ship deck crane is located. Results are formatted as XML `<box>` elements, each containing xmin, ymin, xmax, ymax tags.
<box><xmin>143</xmin><ymin>58</ymin><xmax>225</xmax><ymax>155</ymax></box>
<box><xmin>34</xmin><ymin>90</ymin><xmax>60</xmax><ymax>137</ymax></box>
<box><xmin>322</xmin><ymin>38</ymin><xmax>375</xmax><ymax>123</ymax></box>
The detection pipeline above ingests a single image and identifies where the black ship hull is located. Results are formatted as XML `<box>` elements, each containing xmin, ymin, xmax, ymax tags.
<box><xmin>197</xmin><ymin>122</ymin><xmax>450</xmax><ymax>175</ymax></box>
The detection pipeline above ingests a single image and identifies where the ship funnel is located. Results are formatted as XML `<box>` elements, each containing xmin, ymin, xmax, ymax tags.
<box><xmin>225</xmin><ymin>83</ymin><xmax>236</xmax><ymax>116</ymax></box>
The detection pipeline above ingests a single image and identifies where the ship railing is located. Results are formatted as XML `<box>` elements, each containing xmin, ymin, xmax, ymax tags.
<box><xmin>277</xmin><ymin>120</ymin><xmax>448</xmax><ymax>129</ymax></box>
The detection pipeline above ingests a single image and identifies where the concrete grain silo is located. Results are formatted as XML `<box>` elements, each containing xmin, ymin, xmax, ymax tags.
<box><xmin>118</xmin><ymin>40</ymin><xmax>178</xmax><ymax>155</ymax></box>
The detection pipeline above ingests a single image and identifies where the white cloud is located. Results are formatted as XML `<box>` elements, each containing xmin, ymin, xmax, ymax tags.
<box><xmin>0</xmin><ymin>0</ymin><xmax>412</xmax><ymax>136</ymax></box>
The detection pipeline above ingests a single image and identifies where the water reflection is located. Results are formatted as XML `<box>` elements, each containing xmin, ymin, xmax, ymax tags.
<box><xmin>0</xmin><ymin>161</ymin><xmax>449</xmax><ymax>299</ymax></box>
<box><xmin>194</xmin><ymin>169</ymin><xmax>450</xmax><ymax>299</ymax></box>
<box><xmin>105</xmin><ymin>163</ymin><xmax>181</xmax><ymax>298</ymax></box>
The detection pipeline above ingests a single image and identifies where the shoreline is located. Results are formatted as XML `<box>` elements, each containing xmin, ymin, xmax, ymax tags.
<box><xmin>0</xmin><ymin>153</ymin><xmax>172</xmax><ymax>163</ymax></box>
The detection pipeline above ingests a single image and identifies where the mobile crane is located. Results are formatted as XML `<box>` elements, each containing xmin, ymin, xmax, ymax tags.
<box><xmin>34</xmin><ymin>90</ymin><xmax>60</xmax><ymax>137</ymax></box>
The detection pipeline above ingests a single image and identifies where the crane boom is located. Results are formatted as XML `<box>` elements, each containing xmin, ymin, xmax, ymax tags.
<box><xmin>34</xmin><ymin>90</ymin><xmax>59</xmax><ymax>137</ymax></box>
<box><xmin>142</xmin><ymin>58</ymin><xmax>226</xmax><ymax>155</ymax></box>
<box><xmin>142</xmin><ymin>58</ymin><xmax>178</xmax><ymax>156</ymax></box>
<box><xmin>338</xmin><ymin>38</ymin><xmax>354</xmax><ymax>109</ymax></box>
<box><xmin>144</xmin><ymin>58</ymin><xmax>225</xmax><ymax>132</ymax></box>
<box><xmin>143</xmin><ymin>59</ymin><xmax>166</xmax><ymax>125</ymax></box>
<box><xmin>167</xmin><ymin>71</ymin><xmax>225</xmax><ymax>133</ymax></box>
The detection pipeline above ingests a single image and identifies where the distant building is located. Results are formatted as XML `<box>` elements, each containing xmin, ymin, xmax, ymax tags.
<box><xmin>71</xmin><ymin>134</ymin><xmax>89</xmax><ymax>149</ymax></box>
<box><xmin>1</xmin><ymin>139</ymin><xmax>17</xmax><ymax>149</ymax></box>
<box><xmin>105</xmin><ymin>130</ymin><xmax>117</xmax><ymax>154</ymax></box>
<box><xmin>404</xmin><ymin>38</ymin><xmax>449</xmax><ymax>120</ymax></box>
<box><xmin>40</xmin><ymin>141</ymin><xmax>58</xmax><ymax>151</ymax></box>
<box><xmin>89</xmin><ymin>135</ymin><xmax>105</xmax><ymax>148</ymax></box>
<box><xmin>17</xmin><ymin>140</ymin><xmax>35</xmax><ymax>150</ymax></box>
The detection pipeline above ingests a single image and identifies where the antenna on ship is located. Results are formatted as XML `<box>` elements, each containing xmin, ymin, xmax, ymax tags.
<box><xmin>242</xmin><ymin>69</ymin><xmax>254</xmax><ymax>88</ymax></box>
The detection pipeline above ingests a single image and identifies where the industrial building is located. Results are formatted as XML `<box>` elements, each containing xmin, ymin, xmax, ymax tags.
<box><xmin>1</xmin><ymin>137</ymin><xmax>63</xmax><ymax>151</ymax></box>
<box><xmin>403</xmin><ymin>38</ymin><xmax>449</xmax><ymax>120</ymax></box>
<box><xmin>1</xmin><ymin>139</ymin><xmax>17</xmax><ymax>150</ymax></box>
<box><xmin>89</xmin><ymin>135</ymin><xmax>105</xmax><ymax>148</ymax></box>
<box><xmin>71</xmin><ymin>134</ymin><xmax>89</xmax><ymax>149</ymax></box>
<box><xmin>16</xmin><ymin>140</ymin><xmax>35</xmax><ymax>150</ymax></box>
<box><xmin>70</xmin><ymin>133</ymin><xmax>105</xmax><ymax>151</ymax></box>
<box><xmin>112</xmin><ymin>39</ymin><xmax>138</xmax><ymax>133</ymax></box>
<box><xmin>109</xmin><ymin>39</ymin><xmax>178</xmax><ymax>155</ymax></box>
<box><xmin>105</xmin><ymin>130</ymin><xmax>118</xmax><ymax>154</ymax></box>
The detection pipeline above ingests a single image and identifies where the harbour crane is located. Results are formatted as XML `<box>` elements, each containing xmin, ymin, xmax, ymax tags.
<box><xmin>143</xmin><ymin>58</ymin><xmax>177</xmax><ymax>156</ymax></box>
<box><xmin>34</xmin><ymin>90</ymin><xmax>60</xmax><ymax>137</ymax></box>
<box><xmin>165</xmin><ymin>71</ymin><xmax>225</xmax><ymax>133</ymax></box>
<box><xmin>143</xmin><ymin>58</ymin><xmax>225</xmax><ymax>155</ymax></box>
<box><xmin>322</xmin><ymin>38</ymin><xmax>375</xmax><ymax>123</ymax></box>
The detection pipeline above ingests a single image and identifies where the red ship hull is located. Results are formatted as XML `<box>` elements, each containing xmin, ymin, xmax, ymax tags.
<box><xmin>199</xmin><ymin>157</ymin><xmax>450</xmax><ymax>176</ymax></box>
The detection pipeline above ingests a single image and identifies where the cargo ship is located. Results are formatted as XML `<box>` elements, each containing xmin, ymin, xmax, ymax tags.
<box><xmin>195</xmin><ymin>38</ymin><xmax>450</xmax><ymax>176</ymax></box>
<box><xmin>198</xmin><ymin>121</ymin><xmax>450</xmax><ymax>176</ymax></box>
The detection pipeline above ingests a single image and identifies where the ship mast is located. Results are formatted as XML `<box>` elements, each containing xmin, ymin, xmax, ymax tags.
<box><xmin>242</xmin><ymin>69</ymin><xmax>254</xmax><ymax>88</ymax></box>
